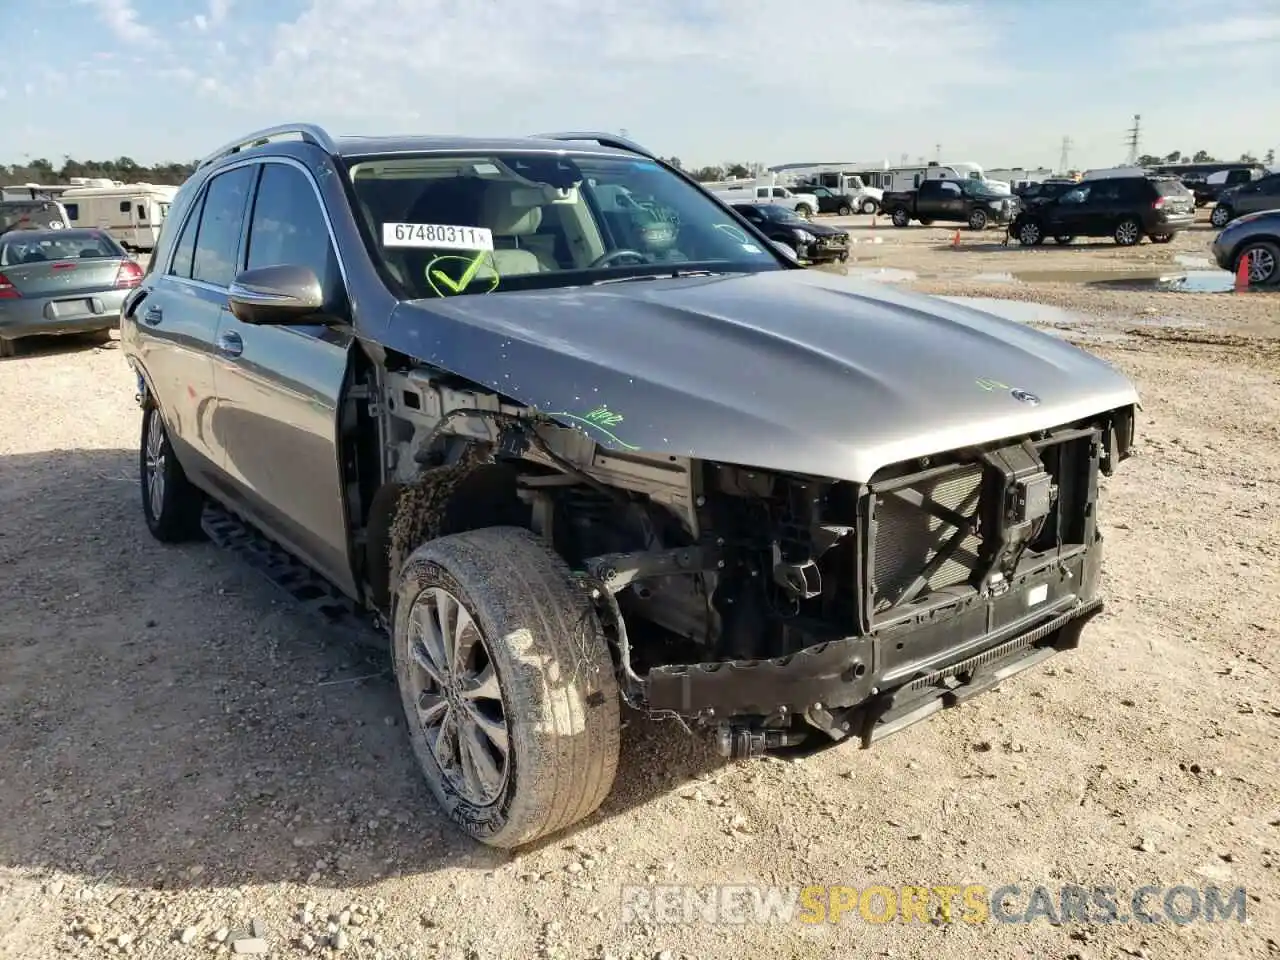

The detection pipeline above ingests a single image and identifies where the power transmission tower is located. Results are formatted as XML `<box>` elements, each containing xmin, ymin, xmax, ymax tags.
<box><xmin>935</xmin><ymin>143</ymin><xmax>941</xmax><ymax>162</ymax></box>
<box><xmin>1059</xmin><ymin>135</ymin><xmax>1072</xmax><ymax>173</ymax></box>
<box><xmin>1125</xmin><ymin>115</ymin><xmax>1141</xmax><ymax>165</ymax></box>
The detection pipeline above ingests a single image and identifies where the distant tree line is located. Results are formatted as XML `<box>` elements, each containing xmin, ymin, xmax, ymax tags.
<box><xmin>660</xmin><ymin>158</ymin><xmax>765</xmax><ymax>182</ymax></box>
<box><xmin>1136</xmin><ymin>148</ymin><xmax>1275</xmax><ymax>167</ymax></box>
<box><xmin>1</xmin><ymin>156</ymin><xmax>196</xmax><ymax>187</ymax></box>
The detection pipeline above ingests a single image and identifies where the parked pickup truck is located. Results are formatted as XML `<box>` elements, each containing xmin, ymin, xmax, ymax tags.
<box><xmin>709</xmin><ymin>183</ymin><xmax>820</xmax><ymax>219</ymax></box>
<box><xmin>883</xmin><ymin>178</ymin><xmax>1019</xmax><ymax>231</ymax></box>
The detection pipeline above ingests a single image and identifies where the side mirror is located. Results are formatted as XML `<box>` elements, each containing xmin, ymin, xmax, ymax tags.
<box><xmin>227</xmin><ymin>264</ymin><xmax>324</xmax><ymax>325</ymax></box>
<box><xmin>771</xmin><ymin>240</ymin><xmax>800</xmax><ymax>263</ymax></box>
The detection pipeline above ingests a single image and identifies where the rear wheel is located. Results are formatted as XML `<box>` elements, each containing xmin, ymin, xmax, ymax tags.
<box><xmin>140</xmin><ymin>402</ymin><xmax>205</xmax><ymax>542</ymax></box>
<box><xmin>968</xmin><ymin>208</ymin><xmax>988</xmax><ymax>231</ymax></box>
<box><xmin>1114</xmin><ymin>219</ymin><xmax>1142</xmax><ymax>246</ymax></box>
<box><xmin>1236</xmin><ymin>240</ymin><xmax>1280</xmax><ymax>287</ymax></box>
<box><xmin>1054</xmin><ymin>235</ymin><xmax>1075</xmax><ymax>245</ymax></box>
<box><xmin>1210</xmin><ymin>205</ymin><xmax>1232</xmax><ymax>228</ymax></box>
<box><xmin>392</xmin><ymin>526</ymin><xmax>621</xmax><ymax>848</ymax></box>
<box><xmin>836</xmin><ymin>203</ymin><xmax>852</xmax><ymax>216</ymax></box>
<box><xmin>891</xmin><ymin>208</ymin><xmax>910</xmax><ymax>228</ymax></box>
<box><xmin>795</xmin><ymin>204</ymin><xmax>813</xmax><ymax>219</ymax></box>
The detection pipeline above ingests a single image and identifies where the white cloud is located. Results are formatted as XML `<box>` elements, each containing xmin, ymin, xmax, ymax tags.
<box><xmin>190</xmin><ymin>0</ymin><xmax>231</xmax><ymax>32</ymax></box>
<box><xmin>211</xmin><ymin>0</ymin><xmax>1017</xmax><ymax>162</ymax></box>
<box><xmin>192</xmin><ymin>13</ymin><xmax>208</xmax><ymax>30</ymax></box>
<box><xmin>82</xmin><ymin>0</ymin><xmax>153</xmax><ymax>43</ymax></box>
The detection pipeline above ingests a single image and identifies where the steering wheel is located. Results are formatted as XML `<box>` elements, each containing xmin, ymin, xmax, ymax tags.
<box><xmin>588</xmin><ymin>249</ymin><xmax>648</xmax><ymax>269</ymax></box>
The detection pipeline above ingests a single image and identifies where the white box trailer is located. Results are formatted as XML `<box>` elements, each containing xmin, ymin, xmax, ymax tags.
<box><xmin>59</xmin><ymin>183</ymin><xmax>179</xmax><ymax>251</ymax></box>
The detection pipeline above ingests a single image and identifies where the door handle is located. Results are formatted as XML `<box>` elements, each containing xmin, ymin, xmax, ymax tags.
<box><xmin>143</xmin><ymin>305</ymin><xmax>163</xmax><ymax>325</ymax></box>
<box><xmin>215</xmin><ymin>330</ymin><xmax>243</xmax><ymax>358</ymax></box>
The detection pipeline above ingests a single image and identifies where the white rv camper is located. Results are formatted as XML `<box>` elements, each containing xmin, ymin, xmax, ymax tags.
<box><xmin>58</xmin><ymin>183</ymin><xmax>179</xmax><ymax>251</ymax></box>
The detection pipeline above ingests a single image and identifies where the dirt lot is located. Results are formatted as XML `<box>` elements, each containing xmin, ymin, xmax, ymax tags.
<box><xmin>1</xmin><ymin>214</ymin><xmax>1278</xmax><ymax>960</ymax></box>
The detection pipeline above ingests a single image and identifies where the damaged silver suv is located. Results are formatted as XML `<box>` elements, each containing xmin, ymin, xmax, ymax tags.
<box><xmin>121</xmin><ymin>124</ymin><xmax>1139</xmax><ymax>848</ymax></box>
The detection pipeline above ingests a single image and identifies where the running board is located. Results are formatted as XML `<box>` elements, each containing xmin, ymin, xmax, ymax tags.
<box><xmin>200</xmin><ymin>502</ymin><xmax>385</xmax><ymax>649</ymax></box>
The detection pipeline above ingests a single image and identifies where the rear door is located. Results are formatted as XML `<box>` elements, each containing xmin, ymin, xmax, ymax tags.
<box><xmin>133</xmin><ymin>165</ymin><xmax>255</xmax><ymax>489</ymax></box>
<box><xmin>212</xmin><ymin>159</ymin><xmax>356</xmax><ymax>596</ymax></box>
<box><xmin>1239</xmin><ymin>175</ymin><xmax>1280</xmax><ymax>215</ymax></box>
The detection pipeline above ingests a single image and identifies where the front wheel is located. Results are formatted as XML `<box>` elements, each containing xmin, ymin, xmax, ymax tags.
<box><xmin>968</xmin><ymin>209</ymin><xmax>988</xmax><ymax>231</ymax></box>
<box><xmin>891</xmin><ymin>208</ymin><xmax>910</xmax><ymax>228</ymax></box>
<box><xmin>836</xmin><ymin>204</ymin><xmax>852</xmax><ymax>216</ymax></box>
<box><xmin>1149</xmin><ymin>233</ymin><xmax>1173</xmax><ymax>244</ymax></box>
<box><xmin>1054</xmin><ymin>235</ymin><xmax>1075</xmax><ymax>245</ymax></box>
<box><xmin>1237</xmin><ymin>240</ymin><xmax>1280</xmax><ymax>287</ymax></box>
<box><xmin>795</xmin><ymin>204</ymin><xmax>813</xmax><ymax>219</ymax></box>
<box><xmin>392</xmin><ymin>526</ymin><xmax>621</xmax><ymax>849</ymax></box>
<box><xmin>1015</xmin><ymin>220</ymin><xmax>1043</xmax><ymax>246</ymax></box>
<box><xmin>1210</xmin><ymin>205</ymin><xmax>1232</xmax><ymax>228</ymax></box>
<box><xmin>1114</xmin><ymin>219</ymin><xmax>1142</xmax><ymax>246</ymax></box>
<box><xmin>860</xmin><ymin>198</ymin><xmax>878</xmax><ymax>215</ymax></box>
<box><xmin>140</xmin><ymin>402</ymin><xmax>204</xmax><ymax>541</ymax></box>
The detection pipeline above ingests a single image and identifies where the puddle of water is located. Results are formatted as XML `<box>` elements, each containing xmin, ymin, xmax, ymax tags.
<box><xmin>1092</xmin><ymin>270</ymin><xmax>1234</xmax><ymax>294</ymax></box>
<box><xmin>964</xmin><ymin>266</ymin><xmax>1235</xmax><ymax>293</ymax></box>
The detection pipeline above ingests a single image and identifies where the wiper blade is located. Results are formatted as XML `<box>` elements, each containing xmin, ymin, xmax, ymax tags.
<box><xmin>592</xmin><ymin>269</ymin><xmax>722</xmax><ymax>286</ymax></box>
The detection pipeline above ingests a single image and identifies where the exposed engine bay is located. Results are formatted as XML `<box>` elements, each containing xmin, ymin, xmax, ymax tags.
<box><xmin>379</xmin><ymin>364</ymin><xmax>1137</xmax><ymax>758</ymax></box>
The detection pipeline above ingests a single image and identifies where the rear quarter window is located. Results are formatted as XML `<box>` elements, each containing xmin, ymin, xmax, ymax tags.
<box><xmin>1153</xmin><ymin>179</ymin><xmax>1192</xmax><ymax>197</ymax></box>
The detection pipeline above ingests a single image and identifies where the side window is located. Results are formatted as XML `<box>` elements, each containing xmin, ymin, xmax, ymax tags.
<box><xmin>169</xmin><ymin>193</ymin><xmax>206</xmax><ymax>279</ymax></box>
<box><xmin>772</xmin><ymin>187</ymin><xmax>786</xmax><ymax>198</ymax></box>
<box><xmin>136</xmin><ymin>204</ymin><xmax>147</xmax><ymax>221</ymax></box>
<box><xmin>939</xmin><ymin>182</ymin><xmax>962</xmax><ymax>197</ymax></box>
<box><xmin>245</xmin><ymin>163</ymin><xmax>342</xmax><ymax>308</ymax></box>
<box><xmin>65</xmin><ymin>203</ymin><xmax>79</xmax><ymax>220</ymax></box>
<box><xmin>191</xmin><ymin>166</ymin><xmax>255</xmax><ymax>287</ymax></box>
<box><xmin>1260</xmin><ymin>177</ymin><xmax>1280</xmax><ymax>195</ymax></box>
<box><xmin>119</xmin><ymin>200</ymin><xmax>130</xmax><ymax>214</ymax></box>
<box><xmin>1091</xmin><ymin>183</ymin><xmax>1120</xmax><ymax>203</ymax></box>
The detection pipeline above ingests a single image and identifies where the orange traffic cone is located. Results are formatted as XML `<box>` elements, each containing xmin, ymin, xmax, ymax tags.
<box><xmin>1235</xmin><ymin>254</ymin><xmax>1251</xmax><ymax>292</ymax></box>
<box><xmin>951</xmin><ymin>229</ymin><xmax>961</xmax><ymax>248</ymax></box>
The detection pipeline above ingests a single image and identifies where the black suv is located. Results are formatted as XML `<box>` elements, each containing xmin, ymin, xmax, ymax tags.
<box><xmin>1009</xmin><ymin>175</ymin><xmax>1196</xmax><ymax>246</ymax></box>
<box><xmin>730</xmin><ymin>201</ymin><xmax>850</xmax><ymax>262</ymax></box>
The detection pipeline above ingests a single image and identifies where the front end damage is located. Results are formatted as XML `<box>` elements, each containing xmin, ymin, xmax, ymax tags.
<box><xmin>380</xmin><ymin>366</ymin><xmax>1137</xmax><ymax>760</ymax></box>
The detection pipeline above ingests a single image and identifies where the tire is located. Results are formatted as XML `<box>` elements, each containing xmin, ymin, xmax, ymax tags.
<box><xmin>1054</xmin><ymin>235</ymin><xmax>1074</xmax><ymax>245</ymax></box>
<box><xmin>1236</xmin><ymin>240</ymin><xmax>1280</xmax><ymax>287</ymax></box>
<box><xmin>1149</xmin><ymin>233</ymin><xmax>1173</xmax><ymax>244</ymax></box>
<box><xmin>1210</xmin><ymin>205</ymin><xmax>1232</xmax><ymax>228</ymax></box>
<box><xmin>836</xmin><ymin>204</ymin><xmax>852</xmax><ymax>216</ymax></box>
<box><xmin>891</xmin><ymin>208</ymin><xmax>910</xmax><ymax>228</ymax></box>
<box><xmin>391</xmin><ymin>526</ymin><xmax>621</xmax><ymax>849</ymax></box>
<box><xmin>918</xmin><ymin>218</ymin><xmax>934</xmax><ymax>226</ymax></box>
<box><xmin>0</xmin><ymin>337</ymin><xmax>15</xmax><ymax>359</ymax></box>
<box><xmin>1016</xmin><ymin>220</ymin><xmax>1043</xmax><ymax>246</ymax></box>
<box><xmin>795</xmin><ymin>204</ymin><xmax>813</xmax><ymax>219</ymax></box>
<box><xmin>860</xmin><ymin>199</ymin><xmax>878</xmax><ymax>215</ymax></box>
<box><xmin>968</xmin><ymin>208</ymin><xmax>988</xmax><ymax>231</ymax></box>
<box><xmin>140</xmin><ymin>401</ymin><xmax>205</xmax><ymax>542</ymax></box>
<box><xmin>1114</xmin><ymin>218</ymin><xmax>1142</xmax><ymax>246</ymax></box>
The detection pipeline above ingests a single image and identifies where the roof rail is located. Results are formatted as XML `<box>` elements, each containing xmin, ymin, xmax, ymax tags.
<box><xmin>531</xmin><ymin>131</ymin><xmax>657</xmax><ymax>161</ymax></box>
<box><xmin>197</xmin><ymin>123</ymin><xmax>338</xmax><ymax>171</ymax></box>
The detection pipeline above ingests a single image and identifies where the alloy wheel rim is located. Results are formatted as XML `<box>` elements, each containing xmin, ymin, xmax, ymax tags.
<box><xmin>144</xmin><ymin>413</ymin><xmax>166</xmax><ymax>518</ymax></box>
<box><xmin>405</xmin><ymin>587</ymin><xmax>510</xmax><ymax>806</ymax></box>
<box><xmin>1020</xmin><ymin>224</ymin><xmax>1039</xmax><ymax>244</ymax></box>
<box><xmin>1118</xmin><ymin>222</ymin><xmax>1138</xmax><ymax>244</ymax></box>
<box><xmin>1248</xmin><ymin>247</ymin><xmax>1276</xmax><ymax>283</ymax></box>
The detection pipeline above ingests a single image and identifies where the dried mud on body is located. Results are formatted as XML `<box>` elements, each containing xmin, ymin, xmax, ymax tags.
<box><xmin>0</xmin><ymin>278</ymin><xmax>1278</xmax><ymax>960</ymax></box>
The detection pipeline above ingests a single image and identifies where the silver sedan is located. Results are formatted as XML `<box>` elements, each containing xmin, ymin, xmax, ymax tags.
<box><xmin>0</xmin><ymin>228</ymin><xmax>142</xmax><ymax>357</ymax></box>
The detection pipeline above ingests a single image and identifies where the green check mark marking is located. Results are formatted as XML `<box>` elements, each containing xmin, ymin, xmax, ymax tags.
<box><xmin>424</xmin><ymin>249</ymin><xmax>494</xmax><ymax>295</ymax></box>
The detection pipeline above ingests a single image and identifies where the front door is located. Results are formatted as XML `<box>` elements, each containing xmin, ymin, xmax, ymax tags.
<box><xmin>132</xmin><ymin>165</ymin><xmax>255</xmax><ymax>489</ymax></box>
<box><xmin>211</xmin><ymin>160</ymin><xmax>356</xmax><ymax>597</ymax></box>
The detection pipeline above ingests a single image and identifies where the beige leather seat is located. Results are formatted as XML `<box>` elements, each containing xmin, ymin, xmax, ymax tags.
<box><xmin>476</xmin><ymin>183</ymin><xmax>557</xmax><ymax>277</ymax></box>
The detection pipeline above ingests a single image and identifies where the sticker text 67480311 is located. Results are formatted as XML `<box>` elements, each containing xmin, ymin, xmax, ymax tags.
<box><xmin>382</xmin><ymin>223</ymin><xmax>494</xmax><ymax>252</ymax></box>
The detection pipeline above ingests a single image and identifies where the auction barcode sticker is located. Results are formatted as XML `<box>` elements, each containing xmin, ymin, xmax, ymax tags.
<box><xmin>382</xmin><ymin>223</ymin><xmax>494</xmax><ymax>252</ymax></box>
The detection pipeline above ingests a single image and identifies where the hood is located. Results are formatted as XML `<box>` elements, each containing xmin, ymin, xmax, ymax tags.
<box><xmin>385</xmin><ymin>271</ymin><xmax>1139</xmax><ymax>484</ymax></box>
<box><xmin>798</xmin><ymin>220</ymin><xmax>847</xmax><ymax>237</ymax></box>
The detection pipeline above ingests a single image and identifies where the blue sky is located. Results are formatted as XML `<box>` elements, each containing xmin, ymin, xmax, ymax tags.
<box><xmin>4</xmin><ymin>0</ymin><xmax>1278</xmax><ymax>170</ymax></box>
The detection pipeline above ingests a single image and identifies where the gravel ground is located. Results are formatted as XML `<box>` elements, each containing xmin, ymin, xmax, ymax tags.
<box><xmin>1</xmin><ymin>218</ymin><xmax>1278</xmax><ymax>960</ymax></box>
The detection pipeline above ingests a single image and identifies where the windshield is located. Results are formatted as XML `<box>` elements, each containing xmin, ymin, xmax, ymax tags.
<box><xmin>961</xmin><ymin>179</ymin><xmax>1007</xmax><ymax>198</ymax></box>
<box><xmin>0</xmin><ymin>230</ymin><xmax>122</xmax><ymax>266</ymax></box>
<box><xmin>348</xmin><ymin>152</ymin><xmax>785</xmax><ymax>298</ymax></box>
